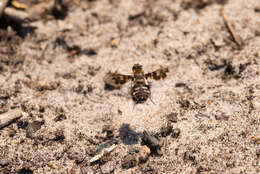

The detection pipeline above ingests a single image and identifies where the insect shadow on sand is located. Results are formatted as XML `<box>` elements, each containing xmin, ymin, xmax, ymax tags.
<box><xmin>119</xmin><ymin>123</ymin><xmax>140</xmax><ymax>145</ymax></box>
<box><xmin>104</xmin><ymin>83</ymin><xmax>120</xmax><ymax>91</ymax></box>
<box><xmin>0</xmin><ymin>18</ymin><xmax>37</xmax><ymax>38</ymax></box>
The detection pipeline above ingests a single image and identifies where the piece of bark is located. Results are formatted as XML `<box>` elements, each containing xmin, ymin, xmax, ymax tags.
<box><xmin>0</xmin><ymin>109</ymin><xmax>22</xmax><ymax>129</ymax></box>
<box><xmin>3</xmin><ymin>7</ymin><xmax>30</xmax><ymax>23</ymax></box>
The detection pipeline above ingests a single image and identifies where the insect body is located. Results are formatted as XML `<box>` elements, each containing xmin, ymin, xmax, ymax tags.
<box><xmin>105</xmin><ymin>64</ymin><xmax>169</xmax><ymax>104</ymax></box>
<box><xmin>131</xmin><ymin>64</ymin><xmax>151</xmax><ymax>103</ymax></box>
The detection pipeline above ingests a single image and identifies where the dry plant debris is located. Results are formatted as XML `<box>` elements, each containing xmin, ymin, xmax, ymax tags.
<box><xmin>89</xmin><ymin>144</ymin><xmax>117</xmax><ymax>164</ymax></box>
<box><xmin>221</xmin><ymin>10</ymin><xmax>244</xmax><ymax>48</ymax></box>
<box><xmin>0</xmin><ymin>0</ymin><xmax>259</xmax><ymax>173</ymax></box>
<box><xmin>0</xmin><ymin>109</ymin><xmax>22</xmax><ymax>129</ymax></box>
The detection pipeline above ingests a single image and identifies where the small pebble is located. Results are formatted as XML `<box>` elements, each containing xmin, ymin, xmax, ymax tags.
<box><xmin>8</xmin><ymin>128</ymin><xmax>16</xmax><ymax>137</ymax></box>
<box><xmin>54</xmin><ymin>114</ymin><xmax>67</xmax><ymax>122</ymax></box>
<box><xmin>47</xmin><ymin>162</ymin><xmax>58</xmax><ymax>169</ymax></box>
<box><xmin>183</xmin><ymin>151</ymin><xmax>196</xmax><ymax>162</ymax></box>
<box><xmin>111</xmin><ymin>38</ymin><xmax>119</xmax><ymax>47</ymax></box>
<box><xmin>26</xmin><ymin>121</ymin><xmax>44</xmax><ymax>138</ymax></box>
<box><xmin>121</xmin><ymin>154</ymin><xmax>139</xmax><ymax>169</ymax></box>
<box><xmin>256</xmin><ymin>149</ymin><xmax>260</xmax><ymax>158</ymax></box>
<box><xmin>167</xmin><ymin>112</ymin><xmax>178</xmax><ymax>123</ymax></box>
<box><xmin>160</xmin><ymin>125</ymin><xmax>173</xmax><ymax>137</ymax></box>
<box><xmin>67</xmin><ymin>146</ymin><xmax>85</xmax><ymax>163</ymax></box>
<box><xmin>171</xmin><ymin>128</ymin><xmax>181</xmax><ymax>138</ymax></box>
<box><xmin>0</xmin><ymin>159</ymin><xmax>9</xmax><ymax>166</ymax></box>
<box><xmin>100</xmin><ymin>161</ymin><xmax>115</xmax><ymax>174</ymax></box>
<box><xmin>252</xmin><ymin>135</ymin><xmax>260</xmax><ymax>144</ymax></box>
<box><xmin>53</xmin><ymin>130</ymin><xmax>65</xmax><ymax>142</ymax></box>
<box><xmin>142</xmin><ymin>131</ymin><xmax>163</xmax><ymax>155</ymax></box>
<box><xmin>102</xmin><ymin>124</ymin><xmax>114</xmax><ymax>138</ymax></box>
<box><xmin>139</xmin><ymin>145</ymin><xmax>151</xmax><ymax>162</ymax></box>
<box><xmin>215</xmin><ymin>114</ymin><xmax>229</xmax><ymax>121</ymax></box>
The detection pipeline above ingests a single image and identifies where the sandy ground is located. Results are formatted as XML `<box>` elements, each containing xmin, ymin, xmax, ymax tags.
<box><xmin>0</xmin><ymin>0</ymin><xmax>259</xmax><ymax>173</ymax></box>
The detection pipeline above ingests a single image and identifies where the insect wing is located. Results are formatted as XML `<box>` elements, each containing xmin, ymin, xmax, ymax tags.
<box><xmin>145</xmin><ymin>67</ymin><xmax>169</xmax><ymax>80</ymax></box>
<box><xmin>104</xmin><ymin>72</ymin><xmax>133</xmax><ymax>87</ymax></box>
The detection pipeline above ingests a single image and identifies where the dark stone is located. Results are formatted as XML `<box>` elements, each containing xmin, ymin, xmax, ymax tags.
<box><xmin>17</xmin><ymin>120</ymin><xmax>28</xmax><ymax>129</ymax></box>
<box><xmin>171</xmin><ymin>128</ymin><xmax>181</xmax><ymax>138</ymax></box>
<box><xmin>160</xmin><ymin>125</ymin><xmax>173</xmax><ymax>137</ymax></box>
<box><xmin>18</xmin><ymin>168</ymin><xmax>33</xmax><ymax>174</ymax></box>
<box><xmin>142</xmin><ymin>131</ymin><xmax>163</xmax><ymax>155</ymax></box>
<box><xmin>26</xmin><ymin>121</ymin><xmax>44</xmax><ymax>138</ymax></box>
<box><xmin>167</xmin><ymin>113</ymin><xmax>178</xmax><ymax>123</ymax></box>
<box><xmin>53</xmin><ymin>130</ymin><xmax>65</xmax><ymax>142</ymax></box>
<box><xmin>54</xmin><ymin>114</ymin><xmax>67</xmax><ymax>122</ymax></box>
<box><xmin>121</xmin><ymin>154</ymin><xmax>138</xmax><ymax>169</ymax></box>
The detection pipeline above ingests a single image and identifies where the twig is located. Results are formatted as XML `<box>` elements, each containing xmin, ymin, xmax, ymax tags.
<box><xmin>0</xmin><ymin>0</ymin><xmax>9</xmax><ymax>17</ymax></box>
<box><xmin>221</xmin><ymin>10</ymin><xmax>243</xmax><ymax>47</ymax></box>
<box><xmin>89</xmin><ymin>144</ymin><xmax>117</xmax><ymax>163</ymax></box>
<box><xmin>3</xmin><ymin>7</ymin><xmax>30</xmax><ymax>23</ymax></box>
<box><xmin>0</xmin><ymin>109</ymin><xmax>22</xmax><ymax>129</ymax></box>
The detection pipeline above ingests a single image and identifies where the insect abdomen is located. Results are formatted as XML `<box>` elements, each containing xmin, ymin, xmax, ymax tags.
<box><xmin>131</xmin><ymin>83</ymin><xmax>150</xmax><ymax>104</ymax></box>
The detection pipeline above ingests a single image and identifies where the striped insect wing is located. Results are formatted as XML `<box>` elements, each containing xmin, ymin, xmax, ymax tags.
<box><xmin>145</xmin><ymin>67</ymin><xmax>169</xmax><ymax>80</ymax></box>
<box><xmin>104</xmin><ymin>71</ymin><xmax>133</xmax><ymax>87</ymax></box>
